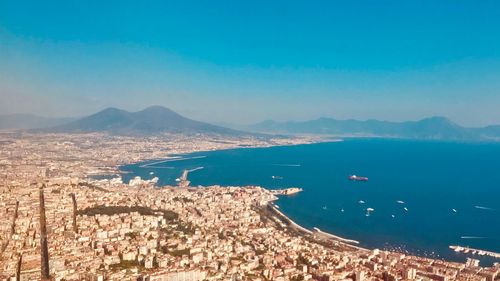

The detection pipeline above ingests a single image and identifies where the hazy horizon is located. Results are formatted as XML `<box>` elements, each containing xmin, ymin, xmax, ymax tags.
<box><xmin>3</xmin><ymin>104</ymin><xmax>500</xmax><ymax>129</ymax></box>
<box><xmin>1</xmin><ymin>1</ymin><xmax>500</xmax><ymax>126</ymax></box>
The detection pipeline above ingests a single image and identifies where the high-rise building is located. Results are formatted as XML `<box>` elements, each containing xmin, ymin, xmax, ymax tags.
<box><xmin>39</xmin><ymin>185</ymin><xmax>50</xmax><ymax>280</ymax></box>
<box><xmin>355</xmin><ymin>271</ymin><xmax>365</xmax><ymax>281</ymax></box>
<box><xmin>404</xmin><ymin>267</ymin><xmax>417</xmax><ymax>279</ymax></box>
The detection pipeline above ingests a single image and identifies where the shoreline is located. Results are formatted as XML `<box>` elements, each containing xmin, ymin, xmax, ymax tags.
<box><xmin>266</xmin><ymin>202</ymin><xmax>370</xmax><ymax>253</ymax></box>
<box><xmin>266</xmin><ymin>203</ymin><xmax>370</xmax><ymax>253</ymax></box>
<box><xmin>114</xmin><ymin>139</ymin><xmax>499</xmax><ymax>265</ymax></box>
<box><xmin>118</xmin><ymin>137</ymin><xmax>339</xmax><ymax>171</ymax></box>
<box><xmin>114</xmin><ymin>138</ymin><xmax>379</xmax><ymax>254</ymax></box>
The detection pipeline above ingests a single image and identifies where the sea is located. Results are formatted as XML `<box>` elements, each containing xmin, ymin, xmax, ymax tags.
<box><xmin>121</xmin><ymin>138</ymin><xmax>500</xmax><ymax>265</ymax></box>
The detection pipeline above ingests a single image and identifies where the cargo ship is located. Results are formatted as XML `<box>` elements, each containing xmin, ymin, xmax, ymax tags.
<box><xmin>349</xmin><ymin>175</ymin><xmax>368</xmax><ymax>181</ymax></box>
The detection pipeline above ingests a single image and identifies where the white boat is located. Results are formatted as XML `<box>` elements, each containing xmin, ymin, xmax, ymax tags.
<box><xmin>452</xmin><ymin>209</ymin><xmax>457</xmax><ymax>213</ymax></box>
<box><xmin>396</xmin><ymin>200</ymin><xmax>405</xmax><ymax>204</ymax></box>
<box><xmin>358</xmin><ymin>200</ymin><xmax>365</xmax><ymax>204</ymax></box>
<box><xmin>404</xmin><ymin>207</ymin><xmax>408</xmax><ymax>212</ymax></box>
<box><xmin>341</xmin><ymin>208</ymin><xmax>345</xmax><ymax>212</ymax></box>
<box><xmin>322</xmin><ymin>206</ymin><xmax>327</xmax><ymax>210</ymax></box>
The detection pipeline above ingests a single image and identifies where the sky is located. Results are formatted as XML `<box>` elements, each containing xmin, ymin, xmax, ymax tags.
<box><xmin>1</xmin><ymin>1</ymin><xmax>500</xmax><ymax>126</ymax></box>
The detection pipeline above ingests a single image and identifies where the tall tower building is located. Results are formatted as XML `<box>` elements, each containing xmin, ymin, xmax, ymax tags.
<box><xmin>70</xmin><ymin>193</ymin><xmax>78</xmax><ymax>233</ymax></box>
<box><xmin>355</xmin><ymin>271</ymin><xmax>365</xmax><ymax>281</ymax></box>
<box><xmin>39</xmin><ymin>185</ymin><xmax>50</xmax><ymax>280</ymax></box>
<box><xmin>404</xmin><ymin>267</ymin><xmax>417</xmax><ymax>279</ymax></box>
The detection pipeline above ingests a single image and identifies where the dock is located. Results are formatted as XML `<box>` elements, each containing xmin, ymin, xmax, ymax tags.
<box><xmin>450</xmin><ymin>245</ymin><xmax>500</xmax><ymax>259</ymax></box>
<box><xmin>270</xmin><ymin>187</ymin><xmax>303</xmax><ymax>196</ymax></box>
<box><xmin>177</xmin><ymin>167</ymin><xmax>204</xmax><ymax>188</ymax></box>
<box><xmin>178</xmin><ymin>170</ymin><xmax>190</xmax><ymax>188</ymax></box>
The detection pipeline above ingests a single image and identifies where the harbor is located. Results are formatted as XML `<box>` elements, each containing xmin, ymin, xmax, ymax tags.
<box><xmin>269</xmin><ymin>187</ymin><xmax>303</xmax><ymax>196</ymax></box>
<box><xmin>450</xmin><ymin>245</ymin><xmax>500</xmax><ymax>259</ymax></box>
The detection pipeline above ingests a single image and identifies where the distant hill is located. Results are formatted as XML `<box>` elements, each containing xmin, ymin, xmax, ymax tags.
<box><xmin>0</xmin><ymin>114</ymin><xmax>76</xmax><ymax>130</ymax></box>
<box><xmin>43</xmin><ymin>106</ymin><xmax>246</xmax><ymax>136</ymax></box>
<box><xmin>243</xmin><ymin>116</ymin><xmax>500</xmax><ymax>141</ymax></box>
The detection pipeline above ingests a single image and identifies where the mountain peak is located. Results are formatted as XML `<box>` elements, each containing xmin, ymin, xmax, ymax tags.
<box><xmin>417</xmin><ymin>116</ymin><xmax>458</xmax><ymax>128</ymax></box>
<box><xmin>100</xmin><ymin>107</ymin><xmax>125</xmax><ymax>113</ymax></box>
<box><xmin>42</xmin><ymin>106</ymin><xmax>244</xmax><ymax>136</ymax></box>
<box><xmin>139</xmin><ymin>105</ymin><xmax>174</xmax><ymax>113</ymax></box>
<box><xmin>421</xmin><ymin>116</ymin><xmax>452</xmax><ymax>123</ymax></box>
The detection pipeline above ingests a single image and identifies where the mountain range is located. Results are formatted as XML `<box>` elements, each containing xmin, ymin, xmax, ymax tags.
<box><xmin>2</xmin><ymin>106</ymin><xmax>500</xmax><ymax>141</ymax></box>
<box><xmin>240</xmin><ymin>116</ymin><xmax>500</xmax><ymax>141</ymax></box>
<box><xmin>0</xmin><ymin>114</ymin><xmax>76</xmax><ymax>130</ymax></box>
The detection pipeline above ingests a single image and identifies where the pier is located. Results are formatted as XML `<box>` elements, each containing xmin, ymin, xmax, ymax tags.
<box><xmin>177</xmin><ymin>167</ymin><xmax>203</xmax><ymax>188</ymax></box>
<box><xmin>178</xmin><ymin>170</ymin><xmax>190</xmax><ymax>188</ymax></box>
<box><xmin>270</xmin><ymin>187</ymin><xmax>303</xmax><ymax>196</ymax></box>
<box><xmin>450</xmin><ymin>245</ymin><xmax>500</xmax><ymax>259</ymax></box>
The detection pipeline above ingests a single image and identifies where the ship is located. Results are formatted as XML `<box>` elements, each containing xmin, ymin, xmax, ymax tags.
<box><xmin>349</xmin><ymin>175</ymin><xmax>368</xmax><ymax>181</ymax></box>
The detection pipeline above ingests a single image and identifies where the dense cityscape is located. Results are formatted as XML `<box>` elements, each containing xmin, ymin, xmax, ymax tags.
<box><xmin>0</xmin><ymin>132</ymin><xmax>498</xmax><ymax>281</ymax></box>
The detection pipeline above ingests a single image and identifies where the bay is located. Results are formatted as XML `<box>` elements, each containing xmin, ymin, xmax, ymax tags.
<box><xmin>121</xmin><ymin>138</ymin><xmax>500</xmax><ymax>264</ymax></box>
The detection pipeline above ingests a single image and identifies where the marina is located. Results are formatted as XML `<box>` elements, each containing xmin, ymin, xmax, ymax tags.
<box><xmin>450</xmin><ymin>246</ymin><xmax>500</xmax><ymax>259</ymax></box>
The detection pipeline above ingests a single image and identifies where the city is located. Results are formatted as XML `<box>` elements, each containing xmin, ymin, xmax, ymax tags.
<box><xmin>0</xmin><ymin>132</ymin><xmax>498</xmax><ymax>280</ymax></box>
<box><xmin>2</xmin><ymin>1</ymin><xmax>500</xmax><ymax>280</ymax></box>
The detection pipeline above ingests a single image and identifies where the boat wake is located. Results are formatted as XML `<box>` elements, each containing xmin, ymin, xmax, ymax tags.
<box><xmin>474</xmin><ymin>205</ymin><xmax>495</xmax><ymax>211</ymax></box>
<box><xmin>142</xmin><ymin>166</ymin><xmax>174</xmax><ymax>169</ymax></box>
<box><xmin>460</xmin><ymin>236</ymin><xmax>488</xmax><ymax>239</ymax></box>
<box><xmin>188</xmin><ymin>167</ymin><xmax>204</xmax><ymax>172</ymax></box>
<box><xmin>272</xmin><ymin>164</ymin><xmax>301</xmax><ymax>167</ymax></box>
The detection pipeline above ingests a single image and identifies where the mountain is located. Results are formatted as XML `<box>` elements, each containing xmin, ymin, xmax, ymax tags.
<box><xmin>475</xmin><ymin>125</ymin><xmax>500</xmax><ymax>139</ymax></box>
<box><xmin>0</xmin><ymin>114</ymin><xmax>76</xmax><ymax>130</ymax></box>
<box><xmin>245</xmin><ymin>116</ymin><xmax>499</xmax><ymax>141</ymax></box>
<box><xmin>43</xmin><ymin>106</ymin><xmax>246</xmax><ymax>136</ymax></box>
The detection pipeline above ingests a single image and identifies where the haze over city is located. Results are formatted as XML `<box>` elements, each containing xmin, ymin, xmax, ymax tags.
<box><xmin>2</xmin><ymin>2</ymin><xmax>500</xmax><ymax>281</ymax></box>
<box><xmin>1</xmin><ymin>1</ymin><xmax>500</xmax><ymax>126</ymax></box>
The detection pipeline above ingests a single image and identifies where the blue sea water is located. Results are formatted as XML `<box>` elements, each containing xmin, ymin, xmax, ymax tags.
<box><xmin>121</xmin><ymin>139</ymin><xmax>500</xmax><ymax>264</ymax></box>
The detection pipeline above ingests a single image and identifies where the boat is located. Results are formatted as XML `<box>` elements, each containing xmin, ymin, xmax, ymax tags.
<box><xmin>349</xmin><ymin>175</ymin><xmax>368</xmax><ymax>181</ymax></box>
<box><xmin>404</xmin><ymin>207</ymin><xmax>408</xmax><ymax>212</ymax></box>
<box><xmin>271</xmin><ymin>175</ymin><xmax>283</xmax><ymax>180</ymax></box>
<box><xmin>322</xmin><ymin>206</ymin><xmax>327</xmax><ymax>210</ymax></box>
<box><xmin>341</xmin><ymin>208</ymin><xmax>345</xmax><ymax>212</ymax></box>
<box><xmin>396</xmin><ymin>200</ymin><xmax>405</xmax><ymax>204</ymax></box>
<box><xmin>366</xmin><ymin>208</ymin><xmax>374</xmax><ymax>216</ymax></box>
<box><xmin>452</xmin><ymin>209</ymin><xmax>457</xmax><ymax>213</ymax></box>
<box><xmin>358</xmin><ymin>200</ymin><xmax>365</xmax><ymax>204</ymax></box>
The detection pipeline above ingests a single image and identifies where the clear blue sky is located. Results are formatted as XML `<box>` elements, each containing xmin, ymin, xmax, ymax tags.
<box><xmin>1</xmin><ymin>0</ymin><xmax>499</xmax><ymax>126</ymax></box>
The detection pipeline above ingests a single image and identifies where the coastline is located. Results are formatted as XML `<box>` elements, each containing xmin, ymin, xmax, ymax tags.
<box><xmin>113</xmin><ymin>137</ymin><xmax>332</xmax><ymax>175</ymax></box>
<box><xmin>114</xmin><ymin>138</ymin><xmax>378</xmax><ymax>254</ymax></box>
<box><xmin>5</xmin><ymin>132</ymin><xmax>500</xmax><ymax>280</ymax></box>
<box><xmin>266</xmin><ymin>203</ymin><xmax>370</xmax><ymax>254</ymax></box>
<box><xmin>115</xmin><ymin>138</ymin><xmax>500</xmax><ymax>265</ymax></box>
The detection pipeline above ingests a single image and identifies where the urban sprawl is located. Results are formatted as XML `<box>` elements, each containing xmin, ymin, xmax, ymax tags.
<box><xmin>0</xmin><ymin>133</ymin><xmax>498</xmax><ymax>281</ymax></box>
